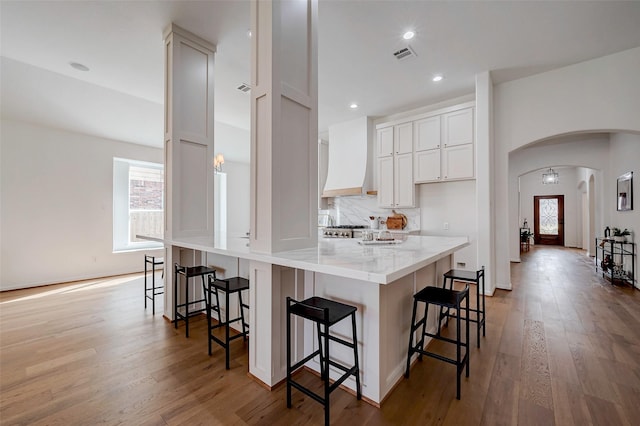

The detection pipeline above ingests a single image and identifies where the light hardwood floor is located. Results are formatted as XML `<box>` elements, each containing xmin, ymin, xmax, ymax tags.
<box><xmin>1</xmin><ymin>246</ymin><xmax>639</xmax><ymax>425</ymax></box>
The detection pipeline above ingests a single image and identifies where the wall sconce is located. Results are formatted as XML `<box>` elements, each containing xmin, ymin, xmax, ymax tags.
<box><xmin>542</xmin><ymin>167</ymin><xmax>558</xmax><ymax>184</ymax></box>
<box><xmin>214</xmin><ymin>153</ymin><xmax>225</xmax><ymax>173</ymax></box>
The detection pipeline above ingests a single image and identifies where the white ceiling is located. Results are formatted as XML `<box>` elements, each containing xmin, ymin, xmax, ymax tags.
<box><xmin>2</xmin><ymin>1</ymin><xmax>640</xmax><ymax>162</ymax></box>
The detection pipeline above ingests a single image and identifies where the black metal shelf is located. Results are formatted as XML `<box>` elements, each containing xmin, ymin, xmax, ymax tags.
<box><xmin>595</xmin><ymin>238</ymin><xmax>636</xmax><ymax>288</ymax></box>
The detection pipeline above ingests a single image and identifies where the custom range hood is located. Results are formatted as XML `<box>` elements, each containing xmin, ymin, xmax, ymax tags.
<box><xmin>322</xmin><ymin>116</ymin><xmax>374</xmax><ymax>197</ymax></box>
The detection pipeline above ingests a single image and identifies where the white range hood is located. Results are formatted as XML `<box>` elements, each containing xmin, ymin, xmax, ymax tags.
<box><xmin>322</xmin><ymin>116</ymin><xmax>374</xmax><ymax>197</ymax></box>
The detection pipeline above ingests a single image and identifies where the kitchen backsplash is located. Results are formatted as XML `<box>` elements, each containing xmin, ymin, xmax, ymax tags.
<box><xmin>320</xmin><ymin>195</ymin><xmax>420</xmax><ymax>231</ymax></box>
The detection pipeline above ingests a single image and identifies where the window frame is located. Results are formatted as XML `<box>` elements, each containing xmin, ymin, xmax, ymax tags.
<box><xmin>113</xmin><ymin>157</ymin><xmax>164</xmax><ymax>252</ymax></box>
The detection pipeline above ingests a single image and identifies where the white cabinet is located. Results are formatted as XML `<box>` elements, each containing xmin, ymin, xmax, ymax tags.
<box><xmin>377</xmin><ymin>156</ymin><xmax>394</xmax><ymax>207</ymax></box>
<box><xmin>414</xmin><ymin>107</ymin><xmax>474</xmax><ymax>183</ymax></box>
<box><xmin>377</xmin><ymin>123</ymin><xmax>415</xmax><ymax>208</ymax></box>
<box><xmin>414</xmin><ymin>149</ymin><xmax>441</xmax><ymax>182</ymax></box>
<box><xmin>394</xmin><ymin>153</ymin><xmax>414</xmax><ymax>207</ymax></box>
<box><xmin>414</xmin><ymin>116</ymin><xmax>440</xmax><ymax>151</ymax></box>
<box><xmin>442</xmin><ymin>107</ymin><xmax>474</xmax><ymax>148</ymax></box>
<box><xmin>394</xmin><ymin>122</ymin><xmax>413</xmax><ymax>154</ymax></box>
<box><xmin>442</xmin><ymin>143</ymin><xmax>474</xmax><ymax>180</ymax></box>
<box><xmin>377</xmin><ymin>126</ymin><xmax>394</xmax><ymax>157</ymax></box>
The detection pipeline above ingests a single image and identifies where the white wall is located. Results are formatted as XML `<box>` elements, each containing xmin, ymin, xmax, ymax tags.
<box><xmin>419</xmin><ymin>180</ymin><xmax>477</xmax><ymax>271</ymax></box>
<box><xmin>608</xmin><ymin>132</ymin><xmax>640</xmax><ymax>288</ymax></box>
<box><xmin>0</xmin><ymin>120</ymin><xmax>163</xmax><ymax>290</ymax></box>
<box><xmin>493</xmin><ymin>47</ymin><xmax>640</xmax><ymax>289</ymax></box>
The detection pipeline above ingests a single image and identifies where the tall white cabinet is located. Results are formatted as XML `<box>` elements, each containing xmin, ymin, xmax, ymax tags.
<box><xmin>377</xmin><ymin>122</ymin><xmax>415</xmax><ymax>208</ymax></box>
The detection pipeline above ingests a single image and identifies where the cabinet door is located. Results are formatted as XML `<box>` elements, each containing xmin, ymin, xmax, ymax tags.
<box><xmin>394</xmin><ymin>153</ymin><xmax>414</xmax><ymax>207</ymax></box>
<box><xmin>442</xmin><ymin>143</ymin><xmax>474</xmax><ymax>180</ymax></box>
<box><xmin>414</xmin><ymin>116</ymin><xmax>440</xmax><ymax>151</ymax></box>
<box><xmin>414</xmin><ymin>149</ymin><xmax>441</xmax><ymax>183</ymax></box>
<box><xmin>394</xmin><ymin>122</ymin><xmax>413</xmax><ymax>154</ymax></box>
<box><xmin>377</xmin><ymin>156</ymin><xmax>394</xmax><ymax>207</ymax></box>
<box><xmin>442</xmin><ymin>107</ymin><xmax>473</xmax><ymax>148</ymax></box>
<box><xmin>377</xmin><ymin>127</ymin><xmax>394</xmax><ymax>157</ymax></box>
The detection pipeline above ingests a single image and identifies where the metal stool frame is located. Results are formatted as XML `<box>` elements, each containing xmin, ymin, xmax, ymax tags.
<box><xmin>202</xmin><ymin>274</ymin><xmax>250</xmax><ymax>369</ymax></box>
<box><xmin>286</xmin><ymin>296</ymin><xmax>361</xmax><ymax>426</ymax></box>
<box><xmin>144</xmin><ymin>255</ymin><xmax>164</xmax><ymax>315</ymax></box>
<box><xmin>440</xmin><ymin>266</ymin><xmax>485</xmax><ymax>348</ymax></box>
<box><xmin>173</xmin><ymin>263</ymin><xmax>215</xmax><ymax>338</ymax></box>
<box><xmin>405</xmin><ymin>285</ymin><xmax>470</xmax><ymax>400</ymax></box>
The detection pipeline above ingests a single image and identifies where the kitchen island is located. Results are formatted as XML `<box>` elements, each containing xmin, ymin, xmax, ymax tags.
<box><xmin>164</xmin><ymin>234</ymin><xmax>469</xmax><ymax>405</ymax></box>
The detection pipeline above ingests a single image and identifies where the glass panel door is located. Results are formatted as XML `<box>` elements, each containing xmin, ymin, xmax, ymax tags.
<box><xmin>534</xmin><ymin>195</ymin><xmax>565</xmax><ymax>245</ymax></box>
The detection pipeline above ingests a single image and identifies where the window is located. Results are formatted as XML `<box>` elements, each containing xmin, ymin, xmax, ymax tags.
<box><xmin>113</xmin><ymin>158</ymin><xmax>163</xmax><ymax>252</ymax></box>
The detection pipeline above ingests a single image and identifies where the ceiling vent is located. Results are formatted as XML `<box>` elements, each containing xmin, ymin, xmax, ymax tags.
<box><xmin>236</xmin><ymin>83</ymin><xmax>251</xmax><ymax>93</ymax></box>
<box><xmin>393</xmin><ymin>46</ymin><xmax>417</xmax><ymax>61</ymax></box>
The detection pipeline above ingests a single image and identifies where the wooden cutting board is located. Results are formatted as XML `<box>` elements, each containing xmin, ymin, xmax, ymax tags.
<box><xmin>386</xmin><ymin>211</ymin><xmax>407</xmax><ymax>230</ymax></box>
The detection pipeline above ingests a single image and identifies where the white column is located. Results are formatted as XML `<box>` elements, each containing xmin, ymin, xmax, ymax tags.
<box><xmin>475</xmin><ymin>72</ymin><xmax>499</xmax><ymax>294</ymax></box>
<box><xmin>163</xmin><ymin>24</ymin><xmax>216</xmax><ymax>319</ymax></box>
<box><xmin>248</xmin><ymin>0</ymin><xmax>319</xmax><ymax>387</ymax></box>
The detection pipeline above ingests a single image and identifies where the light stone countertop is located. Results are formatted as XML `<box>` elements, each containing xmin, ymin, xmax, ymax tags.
<box><xmin>165</xmin><ymin>235</ymin><xmax>469</xmax><ymax>284</ymax></box>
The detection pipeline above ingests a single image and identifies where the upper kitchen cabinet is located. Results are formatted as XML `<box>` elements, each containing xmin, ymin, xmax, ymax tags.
<box><xmin>414</xmin><ymin>116</ymin><xmax>442</xmax><ymax>182</ymax></box>
<box><xmin>376</xmin><ymin>122</ymin><xmax>415</xmax><ymax>208</ymax></box>
<box><xmin>377</xmin><ymin>126</ymin><xmax>394</xmax><ymax>157</ymax></box>
<box><xmin>442</xmin><ymin>107</ymin><xmax>474</xmax><ymax>148</ymax></box>
<box><xmin>415</xmin><ymin>106</ymin><xmax>475</xmax><ymax>183</ymax></box>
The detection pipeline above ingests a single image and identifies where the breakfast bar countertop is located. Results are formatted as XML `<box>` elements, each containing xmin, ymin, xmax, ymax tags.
<box><xmin>166</xmin><ymin>234</ymin><xmax>469</xmax><ymax>284</ymax></box>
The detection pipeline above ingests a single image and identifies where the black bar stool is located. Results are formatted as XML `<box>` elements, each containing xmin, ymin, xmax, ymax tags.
<box><xmin>405</xmin><ymin>285</ymin><xmax>470</xmax><ymax>400</ymax></box>
<box><xmin>173</xmin><ymin>263</ymin><xmax>215</xmax><ymax>338</ymax></box>
<box><xmin>286</xmin><ymin>296</ymin><xmax>361</xmax><ymax>426</ymax></box>
<box><xmin>441</xmin><ymin>267</ymin><xmax>485</xmax><ymax>348</ymax></box>
<box><xmin>144</xmin><ymin>255</ymin><xmax>164</xmax><ymax>314</ymax></box>
<box><xmin>202</xmin><ymin>274</ymin><xmax>250</xmax><ymax>369</ymax></box>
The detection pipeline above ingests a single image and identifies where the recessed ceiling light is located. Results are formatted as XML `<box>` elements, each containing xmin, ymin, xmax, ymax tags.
<box><xmin>349</xmin><ymin>103</ymin><xmax>358</xmax><ymax>109</ymax></box>
<box><xmin>403</xmin><ymin>31</ymin><xmax>415</xmax><ymax>40</ymax></box>
<box><xmin>247</xmin><ymin>29</ymin><xmax>252</xmax><ymax>38</ymax></box>
<box><xmin>70</xmin><ymin>62</ymin><xmax>89</xmax><ymax>72</ymax></box>
<box><xmin>432</xmin><ymin>74</ymin><xmax>444</xmax><ymax>82</ymax></box>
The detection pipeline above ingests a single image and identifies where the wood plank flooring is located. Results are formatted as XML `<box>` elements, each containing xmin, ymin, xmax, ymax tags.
<box><xmin>1</xmin><ymin>246</ymin><xmax>639</xmax><ymax>425</ymax></box>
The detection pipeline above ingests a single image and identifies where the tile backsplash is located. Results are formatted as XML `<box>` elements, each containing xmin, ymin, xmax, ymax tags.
<box><xmin>321</xmin><ymin>195</ymin><xmax>420</xmax><ymax>231</ymax></box>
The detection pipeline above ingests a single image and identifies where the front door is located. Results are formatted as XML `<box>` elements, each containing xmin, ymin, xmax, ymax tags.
<box><xmin>534</xmin><ymin>195</ymin><xmax>564</xmax><ymax>246</ymax></box>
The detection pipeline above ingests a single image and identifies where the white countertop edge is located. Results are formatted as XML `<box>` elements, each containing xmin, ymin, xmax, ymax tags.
<box><xmin>156</xmin><ymin>235</ymin><xmax>469</xmax><ymax>285</ymax></box>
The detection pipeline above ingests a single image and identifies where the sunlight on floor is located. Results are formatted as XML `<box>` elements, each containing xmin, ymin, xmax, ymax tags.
<box><xmin>0</xmin><ymin>274</ymin><xmax>149</xmax><ymax>305</ymax></box>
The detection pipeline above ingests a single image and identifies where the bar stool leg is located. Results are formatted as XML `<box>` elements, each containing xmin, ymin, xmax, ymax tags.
<box><xmin>316</xmin><ymin>322</ymin><xmax>324</xmax><ymax>380</ymax></box>
<box><xmin>144</xmin><ymin>259</ymin><xmax>148</xmax><ymax>310</ymax></box>
<box><xmin>481</xmin><ymin>274</ymin><xmax>486</xmax><ymax>337</ymax></box>
<box><xmin>151</xmin><ymin>264</ymin><xmax>156</xmax><ymax>315</ymax></box>
<box><xmin>174</xmin><ymin>268</ymin><xmax>178</xmax><ymax>329</ymax></box>
<box><xmin>205</xmin><ymin>280</ymin><xmax>212</xmax><ymax>355</ymax></box>
<box><xmin>225</xmin><ymin>287</ymin><xmax>231</xmax><ymax>369</ymax></box>
<box><xmin>405</xmin><ymin>298</ymin><xmax>418</xmax><ymax>378</ymax></box>
<box><xmin>238</xmin><ymin>291</ymin><xmax>247</xmax><ymax>340</ymax></box>
<box><xmin>475</xmin><ymin>281</ymin><xmax>480</xmax><ymax>348</ymax></box>
<box><xmin>286</xmin><ymin>297</ymin><xmax>292</xmax><ymax>409</ymax></box>
<box><xmin>456</xmin><ymin>300</ymin><xmax>461</xmax><ymax>400</ymax></box>
<box><xmin>323</xmin><ymin>322</ymin><xmax>330</xmax><ymax>426</ymax></box>
<box><xmin>418</xmin><ymin>302</ymin><xmax>429</xmax><ymax>361</ymax></box>
<box><xmin>351</xmin><ymin>312</ymin><xmax>362</xmax><ymax>399</ymax></box>
<box><xmin>466</xmin><ymin>293</ymin><xmax>470</xmax><ymax>377</ymax></box>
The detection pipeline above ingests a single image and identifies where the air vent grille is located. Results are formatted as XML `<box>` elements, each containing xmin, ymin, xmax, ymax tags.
<box><xmin>236</xmin><ymin>83</ymin><xmax>251</xmax><ymax>93</ymax></box>
<box><xmin>393</xmin><ymin>46</ymin><xmax>417</xmax><ymax>61</ymax></box>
